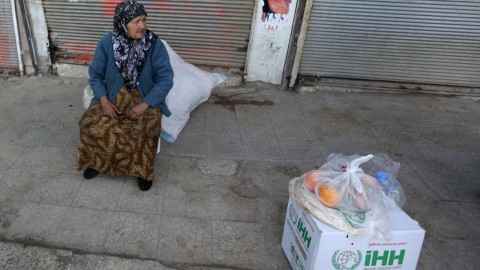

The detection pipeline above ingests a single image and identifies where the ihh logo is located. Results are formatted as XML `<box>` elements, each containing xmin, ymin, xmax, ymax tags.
<box><xmin>295</xmin><ymin>217</ymin><xmax>312</xmax><ymax>249</ymax></box>
<box><xmin>365</xmin><ymin>250</ymin><xmax>406</xmax><ymax>267</ymax></box>
<box><xmin>331</xmin><ymin>249</ymin><xmax>406</xmax><ymax>270</ymax></box>
<box><xmin>331</xmin><ymin>250</ymin><xmax>362</xmax><ymax>270</ymax></box>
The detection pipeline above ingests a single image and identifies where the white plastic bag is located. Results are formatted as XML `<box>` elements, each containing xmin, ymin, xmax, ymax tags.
<box><xmin>296</xmin><ymin>154</ymin><xmax>391</xmax><ymax>239</ymax></box>
<box><xmin>83</xmin><ymin>84</ymin><xmax>94</xmax><ymax>110</ymax></box>
<box><xmin>290</xmin><ymin>177</ymin><xmax>364</xmax><ymax>235</ymax></box>
<box><xmin>362</xmin><ymin>153</ymin><xmax>406</xmax><ymax>208</ymax></box>
<box><xmin>83</xmin><ymin>39</ymin><xmax>227</xmax><ymax>148</ymax></box>
<box><xmin>160</xmin><ymin>40</ymin><xmax>226</xmax><ymax>143</ymax></box>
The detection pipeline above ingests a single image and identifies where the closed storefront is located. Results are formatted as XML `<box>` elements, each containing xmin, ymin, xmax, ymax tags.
<box><xmin>42</xmin><ymin>0</ymin><xmax>255</xmax><ymax>69</ymax></box>
<box><xmin>298</xmin><ymin>0</ymin><xmax>480</xmax><ymax>87</ymax></box>
<box><xmin>0</xmin><ymin>0</ymin><xmax>21</xmax><ymax>74</ymax></box>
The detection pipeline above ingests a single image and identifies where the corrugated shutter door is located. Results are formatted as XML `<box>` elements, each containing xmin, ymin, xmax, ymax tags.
<box><xmin>299</xmin><ymin>0</ymin><xmax>480</xmax><ymax>87</ymax></box>
<box><xmin>42</xmin><ymin>0</ymin><xmax>254</xmax><ymax>68</ymax></box>
<box><xmin>0</xmin><ymin>0</ymin><xmax>19</xmax><ymax>73</ymax></box>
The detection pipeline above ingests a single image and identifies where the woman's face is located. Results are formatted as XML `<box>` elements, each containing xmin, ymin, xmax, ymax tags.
<box><xmin>127</xmin><ymin>15</ymin><xmax>147</xmax><ymax>40</ymax></box>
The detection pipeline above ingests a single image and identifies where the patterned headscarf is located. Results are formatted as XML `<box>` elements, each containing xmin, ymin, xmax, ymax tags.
<box><xmin>112</xmin><ymin>0</ymin><xmax>155</xmax><ymax>91</ymax></box>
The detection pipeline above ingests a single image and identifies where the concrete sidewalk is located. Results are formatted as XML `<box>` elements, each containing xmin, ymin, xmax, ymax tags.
<box><xmin>0</xmin><ymin>76</ymin><xmax>479</xmax><ymax>269</ymax></box>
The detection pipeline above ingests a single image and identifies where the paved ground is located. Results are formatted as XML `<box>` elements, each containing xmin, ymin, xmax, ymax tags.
<box><xmin>0</xmin><ymin>75</ymin><xmax>479</xmax><ymax>269</ymax></box>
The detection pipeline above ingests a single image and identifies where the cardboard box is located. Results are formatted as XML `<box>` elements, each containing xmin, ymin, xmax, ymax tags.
<box><xmin>282</xmin><ymin>198</ymin><xmax>425</xmax><ymax>270</ymax></box>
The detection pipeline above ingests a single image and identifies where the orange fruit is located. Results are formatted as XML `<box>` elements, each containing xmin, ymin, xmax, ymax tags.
<box><xmin>303</xmin><ymin>170</ymin><xmax>320</xmax><ymax>192</ymax></box>
<box><xmin>316</xmin><ymin>184</ymin><xmax>341</xmax><ymax>208</ymax></box>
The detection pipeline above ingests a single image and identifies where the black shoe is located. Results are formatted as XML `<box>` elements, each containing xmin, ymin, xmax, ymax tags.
<box><xmin>83</xmin><ymin>168</ymin><xmax>99</xmax><ymax>180</ymax></box>
<box><xmin>137</xmin><ymin>177</ymin><xmax>153</xmax><ymax>191</ymax></box>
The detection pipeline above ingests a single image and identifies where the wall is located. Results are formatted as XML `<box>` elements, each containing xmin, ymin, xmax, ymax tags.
<box><xmin>246</xmin><ymin>0</ymin><xmax>298</xmax><ymax>84</ymax></box>
<box><xmin>26</xmin><ymin>0</ymin><xmax>50</xmax><ymax>73</ymax></box>
<box><xmin>28</xmin><ymin>0</ymin><xmax>298</xmax><ymax>81</ymax></box>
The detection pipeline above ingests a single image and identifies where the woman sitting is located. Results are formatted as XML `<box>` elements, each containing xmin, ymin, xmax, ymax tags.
<box><xmin>78</xmin><ymin>0</ymin><xmax>173</xmax><ymax>191</ymax></box>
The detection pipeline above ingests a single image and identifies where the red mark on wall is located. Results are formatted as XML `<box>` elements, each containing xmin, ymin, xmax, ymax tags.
<box><xmin>0</xmin><ymin>18</ymin><xmax>17</xmax><ymax>71</ymax></box>
<box><xmin>102</xmin><ymin>0</ymin><xmax>123</xmax><ymax>17</ymax></box>
<box><xmin>152</xmin><ymin>0</ymin><xmax>174</xmax><ymax>11</ymax></box>
<box><xmin>102</xmin><ymin>1</ymin><xmax>176</xmax><ymax>17</ymax></box>
<box><xmin>262</xmin><ymin>0</ymin><xmax>292</xmax><ymax>22</ymax></box>
<box><xmin>60</xmin><ymin>41</ymin><xmax>97</xmax><ymax>64</ymax></box>
<box><xmin>215</xmin><ymin>7</ymin><xmax>225</xmax><ymax>17</ymax></box>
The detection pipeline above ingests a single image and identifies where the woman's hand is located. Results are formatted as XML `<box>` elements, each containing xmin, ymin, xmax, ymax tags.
<box><xmin>100</xmin><ymin>96</ymin><xmax>120</xmax><ymax>118</ymax></box>
<box><xmin>128</xmin><ymin>102</ymin><xmax>149</xmax><ymax>119</ymax></box>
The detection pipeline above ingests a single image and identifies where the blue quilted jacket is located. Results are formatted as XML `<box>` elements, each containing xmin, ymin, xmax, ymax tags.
<box><xmin>88</xmin><ymin>32</ymin><xmax>173</xmax><ymax>116</ymax></box>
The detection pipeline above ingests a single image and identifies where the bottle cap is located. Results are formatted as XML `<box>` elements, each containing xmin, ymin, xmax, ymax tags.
<box><xmin>375</xmin><ymin>171</ymin><xmax>390</xmax><ymax>184</ymax></box>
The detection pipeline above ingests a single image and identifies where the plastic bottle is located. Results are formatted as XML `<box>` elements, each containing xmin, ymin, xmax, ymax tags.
<box><xmin>374</xmin><ymin>171</ymin><xmax>405</xmax><ymax>207</ymax></box>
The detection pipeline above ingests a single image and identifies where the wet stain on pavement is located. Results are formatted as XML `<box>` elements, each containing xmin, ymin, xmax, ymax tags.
<box><xmin>230</xmin><ymin>177</ymin><xmax>263</xmax><ymax>199</ymax></box>
<box><xmin>274</xmin><ymin>165</ymin><xmax>301</xmax><ymax>178</ymax></box>
<box><xmin>211</xmin><ymin>94</ymin><xmax>274</xmax><ymax>112</ymax></box>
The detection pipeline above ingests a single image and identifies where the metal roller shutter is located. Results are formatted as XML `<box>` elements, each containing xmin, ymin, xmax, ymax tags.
<box><xmin>0</xmin><ymin>0</ymin><xmax>20</xmax><ymax>74</ymax></box>
<box><xmin>42</xmin><ymin>0</ymin><xmax>254</xmax><ymax>68</ymax></box>
<box><xmin>299</xmin><ymin>0</ymin><xmax>480</xmax><ymax>87</ymax></box>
